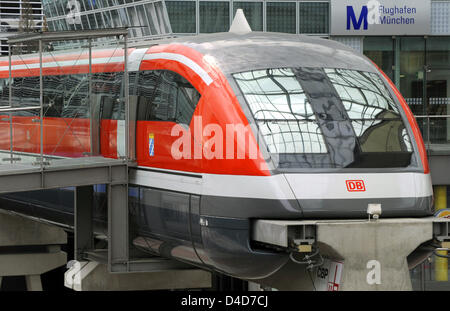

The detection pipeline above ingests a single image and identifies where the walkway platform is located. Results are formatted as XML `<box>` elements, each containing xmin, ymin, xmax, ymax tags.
<box><xmin>0</xmin><ymin>157</ymin><xmax>128</xmax><ymax>194</ymax></box>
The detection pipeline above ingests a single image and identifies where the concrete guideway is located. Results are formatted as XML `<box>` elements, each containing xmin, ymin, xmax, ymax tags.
<box><xmin>0</xmin><ymin>210</ymin><xmax>67</xmax><ymax>291</ymax></box>
<box><xmin>253</xmin><ymin>217</ymin><xmax>450</xmax><ymax>291</ymax></box>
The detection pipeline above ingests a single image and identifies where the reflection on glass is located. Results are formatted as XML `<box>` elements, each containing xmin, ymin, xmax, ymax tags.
<box><xmin>234</xmin><ymin>68</ymin><xmax>327</xmax><ymax>154</ymax></box>
<box><xmin>352</xmin><ymin>119</ymin><xmax>412</xmax><ymax>152</ymax></box>
<box><xmin>326</xmin><ymin>68</ymin><xmax>413</xmax><ymax>153</ymax></box>
<box><xmin>325</xmin><ymin>68</ymin><xmax>400</xmax><ymax>119</ymax></box>
<box><xmin>363</xmin><ymin>37</ymin><xmax>394</xmax><ymax>81</ymax></box>
<box><xmin>400</xmin><ymin>37</ymin><xmax>425</xmax><ymax>115</ymax></box>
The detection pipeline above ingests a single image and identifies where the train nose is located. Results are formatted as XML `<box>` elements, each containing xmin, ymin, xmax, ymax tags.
<box><xmin>283</xmin><ymin>172</ymin><xmax>433</xmax><ymax>218</ymax></box>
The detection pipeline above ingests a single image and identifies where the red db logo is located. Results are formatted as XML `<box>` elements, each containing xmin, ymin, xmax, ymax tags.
<box><xmin>346</xmin><ymin>180</ymin><xmax>366</xmax><ymax>192</ymax></box>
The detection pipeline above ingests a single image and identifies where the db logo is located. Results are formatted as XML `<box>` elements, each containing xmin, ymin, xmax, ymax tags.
<box><xmin>346</xmin><ymin>180</ymin><xmax>366</xmax><ymax>192</ymax></box>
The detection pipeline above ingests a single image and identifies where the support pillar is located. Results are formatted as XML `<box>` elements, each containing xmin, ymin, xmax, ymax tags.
<box><xmin>75</xmin><ymin>186</ymin><xmax>94</xmax><ymax>261</ymax></box>
<box><xmin>434</xmin><ymin>185</ymin><xmax>448</xmax><ymax>282</ymax></box>
<box><xmin>108</xmin><ymin>183</ymin><xmax>129</xmax><ymax>272</ymax></box>
<box><xmin>25</xmin><ymin>275</ymin><xmax>43</xmax><ymax>291</ymax></box>
<box><xmin>255</xmin><ymin>218</ymin><xmax>437</xmax><ymax>291</ymax></box>
<box><xmin>65</xmin><ymin>262</ymin><xmax>211</xmax><ymax>291</ymax></box>
<box><xmin>0</xmin><ymin>210</ymin><xmax>67</xmax><ymax>291</ymax></box>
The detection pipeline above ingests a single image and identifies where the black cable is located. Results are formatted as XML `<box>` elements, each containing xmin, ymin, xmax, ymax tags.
<box><xmin>434</xmin><ymin>249</ymin><xmax>450</xmax><ymax>259</ymax></box>
<box><xmin>307</xmin><ymin>268</ymin><xmax>316</xmax><ymax>291</ymax></box>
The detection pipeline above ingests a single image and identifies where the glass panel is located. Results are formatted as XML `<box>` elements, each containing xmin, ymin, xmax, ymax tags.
<box><xmin>58</xmin><ymin>0</ymin><xmax>69</xmax><ymax>17</ymax></box>
<box><xmin>127</xmin><ymin>6</ymin><xmax>139</xmax><ymax>37</ymax></box>
<box><xmin>427</xmin><ymin>37</ymin><xmax>450</xmax><ymax>68</ymax></box>
<box><xmin>233</xmin><ymin>2</ymin><xmax>263</xmax><ymax>31</ymax></box>
<box><xmin>80</xmin><ymin>0</ymin><xmax>91</xmax><ymax>11</ymax></box>
<box><xmin>135</xmin><ymin>5</ymin><xmax>151</xmax><ymax>36</ymax></box>
<box><xmin>166</xmin><ymin>1</ymin><xmax>196</xmax><ymax>33</ymax></box>
<box><xmin>95</xmin><ymin>12</ymin><xmax>104</xmax><ymax>28</ymax></box>
<box><xmin>101</xmin><ymin>11</ymin><xmax>113</xmax><ymax>28</ymax></box>
<box><xmin>299</xmin><ymin>2</ymin><xmax>329</xmax><ymax>34</ymax></box>
<box><xmin>363</xmin><ymin>36</ymin><xmax>394</xmax><ymax>81</ymax></box>
<box><xmin>118</xmin><ymin>8</ymin><xmax>130</xmax><ymax>27</ymax></box>
<box><xmin>81</xmin><ymin>14</ymin><xmax>90</xmax><ymax>29</ymax></box>
<box><xmin>426</xmin><ymin>38</ymin><xmax>450</xmax><ymax>144</ymax></box>
<box><xmin>200</xmin><ymin>1</ymin><xmax>229</xmax><ymax>33</ymax></box>
<box><xmin>49</xmin><ymin>2</ymin><xmax>58</xmax><ymax>17</ymax></box>
<box><xmin>110</xmin><ymin>9</ymin><xmax>123</xmax><ymax>27</ymax></box>
<box><xmin>266</xmin><ymin>2</ymin><xmax>296</xmax><ymax>34</ymax></box>
<box><xmin>325</xmin><ymin>68</ymin><xmax>413</xmax><ymax>153</ymax></box>
<box><xmin>233</xmin><ymin>68</ymin><xmax>327</xmax><ymax>154</ymax></box>
<box><xmin>136</xmin><ymin>70</ymin><xmax>201</xmax><ymax>124</ymax></box>
<box><xmin>234</xmin><ymin>67</ymin><xmax>414</xmax><ymax>168</ymax></box>
<box><xmin>87</xmin><ymin>13</ymin><xmax>98</xmax><ymax>29</ymax></box>
<box><xmin>400</xmin><ymin>37</ymin><xmax>425</xmax><ymax>115</ymax></box>
<box><xmin>352</xmin><ymin>119</ymin><xmax>413</xmax><ymax>152</ymax></box>
<box><xmin>94</xmin><ymin>72</ymin><xmax>124</xmax><ymax>121</ymax></box>
<box><xmin>325</xmin><ymin>68</ymin><xmax>400</xmax><ymax>119</ymax></box>
<box><xmin>145</xmin><ymin>3</ymin><xmax>159</xmax><ymax>35</ymax></box>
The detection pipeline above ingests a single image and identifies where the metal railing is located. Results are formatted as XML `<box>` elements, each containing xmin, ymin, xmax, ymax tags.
<box><xmin>415</xmin><ymin>115</ymin><xmax>450</xmax><ymax>151</ymax></box>
<box><xmin>4</xmin><ymin>28</ymin><xmax>132</xmax><ymax>169</ymax></box>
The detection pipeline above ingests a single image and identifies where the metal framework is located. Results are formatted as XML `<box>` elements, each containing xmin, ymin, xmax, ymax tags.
<box><xmin>3</xmin><ymin>28</ymin><xmax>138</xmax><ymax>273</ymax></box>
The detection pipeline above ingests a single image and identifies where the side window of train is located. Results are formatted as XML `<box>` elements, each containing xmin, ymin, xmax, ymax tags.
<box><xmin>60</xmin><ymin>74</ymin><xmax>89</xmax><ymax>118</ymax></box>
<box><xmin>94</xmin><ymin>72</ymin><xmax>124</xmax><ymax>120</ymax></box>
<box><xmin>0</xmin><ymin>78</ymin><xmax>9</xmax><ymax>106</ymax></box>
<box><xmin>43</xmin><ymin>75</ymin><xmax>64</xmax><ymax>117</ymax></box>
<box><xmin>136</xmin><ymin>70</ymin><xmax>200</xmax><ymax>124</ymax></box>
<box><xmin>11</xmin><ymin>76</ymin><xmax>40</xmax><ymax>116</ymax></box>
<box><xmin>43</xmin><ymin>74</ymin><xmax>88</xmax><ymax>119</ymax></box>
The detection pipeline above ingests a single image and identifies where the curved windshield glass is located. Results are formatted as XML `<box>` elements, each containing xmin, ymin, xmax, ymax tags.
<box><xmin>233</xmin><ymin>67</ymin><xmax>414</xmax><ymax>169</ymax></box>
<box><xmin>233</xmin><ymin>68</ymin><xmax>327</xmax><ymax>154</ymax></box>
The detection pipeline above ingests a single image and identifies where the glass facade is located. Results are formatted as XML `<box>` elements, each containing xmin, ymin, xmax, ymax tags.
<box><xmin>166</xmin><ymin>1</ymin><xmax>196</xmax><ymax>33</ymax></box>
<box><xmin>43</xmin><ymin>0</ymin><xmax>172</xmax><ymax>40</ymax></box>
<box><xmin>0</xmin><ymin>0</ymin><xmax>45</xmax><ymax>55</ymax></box>
<box><xmin>363</xmin><ymin>37</ymin><xmax>394</xmax><ymax>82</ymax></box>
<box><xmin>364</xmin><ymin>36</ymin><xmax>450</xmax><ymax>145</ymax></box>
<box><xmin>199</xmin><ymin>1</ymin><xmax>229</xmax><ymax>33</ymax></box>
<box><xmin>164</xmin><ymin>0</ymin><xmax>330</xmax><ymax>34</ymax></box>
<box><xmin>299</xmin><ymin>2</ymin><xmax>329</xmax><ymax>34</ymax></box>
<box><xmin>266</xmin><ymin>2</ymin><xmax>296</xmax><ymax>34</ymax></box>
<box><xmin>234</xmin><ymin>67</ymin><xmax>413</xmax><ymax>169</ymax></box>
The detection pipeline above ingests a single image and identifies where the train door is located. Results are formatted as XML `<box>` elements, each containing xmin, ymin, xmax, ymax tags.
<box><xmin>134</xmin><ymin>69</ymin><xmax>203</xmax><ymax>246</ymax></box>
<box><xmin>95</xmin><ymin>72</ymin><xmax>125</xmax><ymax>158</ymax></box>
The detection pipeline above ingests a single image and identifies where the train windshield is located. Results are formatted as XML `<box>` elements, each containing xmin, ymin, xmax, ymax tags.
<box><xmin>233</xmin><ymin>67</ymin><xmax>414</xmax><ymax>169</ymax></box>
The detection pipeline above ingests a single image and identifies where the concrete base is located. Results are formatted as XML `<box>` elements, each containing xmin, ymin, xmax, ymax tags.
<box><xmin>256</xmin><ymin>218</ymin><xmax>435</xmax><ymax>291</ymax></box>
<box><xmin>0</xmin><ymin>210</ymin><xmax>67</xmax><ymax>246</ymax></box>
<box><xmin>0</xmin><ymin>210</ymin><xmax>67</xmax><ymax>291</ymax></box>
<box><xmin>65</xmin><ymin>261</ymin><xmax>212</xmax><ymax>291</ymax></box>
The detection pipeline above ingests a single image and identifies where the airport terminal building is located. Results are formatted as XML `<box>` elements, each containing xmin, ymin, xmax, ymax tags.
<box><xmin>0</xmin><ymin>0</ymin><xmax>449</xmax><ymax>291</ymax></box>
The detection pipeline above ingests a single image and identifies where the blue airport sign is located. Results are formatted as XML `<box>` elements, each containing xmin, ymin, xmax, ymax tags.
<box><xmin>331</xmin><ymin>0</ymin><xmax>431</xmax><ymax>35</ymax></box>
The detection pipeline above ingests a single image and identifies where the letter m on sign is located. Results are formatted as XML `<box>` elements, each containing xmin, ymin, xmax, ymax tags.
<box><xmin>347</xmin><ymin>6</ymin><xmax>368</xmax><ymax>30</ymax></box>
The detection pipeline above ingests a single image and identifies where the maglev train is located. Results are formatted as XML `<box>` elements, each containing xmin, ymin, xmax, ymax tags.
<box><xmin>0</xmin><ymin>30</ymin><xmax>433</xmax><ymax>279</ymax></box>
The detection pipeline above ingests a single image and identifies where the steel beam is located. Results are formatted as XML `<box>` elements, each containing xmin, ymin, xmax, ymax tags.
<box><xmin>0</xmin><ymin>157</ymin><xmax>127</xmax><ymax>194</ymax></box>
<box><xmin>74</xmin><ymin>186</ymin><xmax>94</xmax><ymax>261</ymax></box>
<box><xmin>7</xmin><ymin>28</ymin><xmax>129</xmax><ymax>44</ymax></box>
<box><xmin>108</xmin><ymin>182</ymin><xmax>129</xmax><ymax>273</ymax></box>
